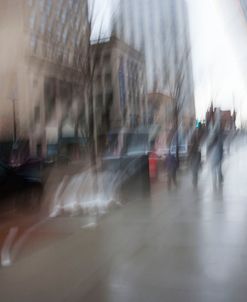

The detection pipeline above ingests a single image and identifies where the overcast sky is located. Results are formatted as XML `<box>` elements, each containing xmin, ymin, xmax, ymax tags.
<box><xmin>187</xmin><ymin>0</ymin><xmax>247</xmax><ymax>124</ymax></box>
<box><xmin>93</xmin><ymin>0</ymin><xmax>247</xmax><ymax>124</ymax></box>
<box><xmin>88</xmin><ymin>0</ymin><xmax>116</xmax><ymax>38</ymax></box>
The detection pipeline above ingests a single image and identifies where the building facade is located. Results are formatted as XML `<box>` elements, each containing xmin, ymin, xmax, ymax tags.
<box><xmin>147</xmin><ymin>93</ymin><xmax>174</xmax><ymax>154</ymax></box>
<box><xmin>148</xmin><ymin>93</ymin><xmax>173</xmax><ymax>130</ymax></box>
<box><xmin>91</xmin><ymin>36</ymin><xmax>148</xmax><ymax>154</ymax></box>
<box><xmin>0</xmin><ymin>0</ymin><xmax>90</xmax><ymax>158</ymax></box>
<box><xmin>114</xmin><ymin>0</ymin><xmax>195</xmax><ymax>124</ymax></box>
<box><xmin>206</xmin><ymin>104</ymin><xmax>236</xmax><ymax>132</ymax></box>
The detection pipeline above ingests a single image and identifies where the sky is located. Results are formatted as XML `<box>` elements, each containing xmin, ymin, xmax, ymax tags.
<box><xmin>88</xmin><ymin>0</ymin><xmax>116</xmax><ymax>38</ymax></box>
<box><xmin>187</xmin><ymin>0</ymin><xmax>247</xmax><ymax>125</ymax></box>
<box><xmin>93</xmin><ymin>0</ymin><xmax>247</xmax><ymax>125</ymax></box>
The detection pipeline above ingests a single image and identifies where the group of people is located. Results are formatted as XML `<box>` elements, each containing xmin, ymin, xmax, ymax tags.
<box><xmin>164</xmin><ymin>128</ymin><xmax>225</xmax><ymax>189</ymax></box>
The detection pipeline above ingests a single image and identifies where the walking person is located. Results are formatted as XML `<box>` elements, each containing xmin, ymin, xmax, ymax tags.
<box><xmin>189</xmin><ymin>131</ymin><xmax>202</xmax><ymax>188</ymax></box>
<box><xmin>207</xmin><ymin>130</ymin><xmax>224</xmax><ymax>189</ymax></box>
<box><xmin>164</xmin><ymin>151</ymin><xmax>178</xmax><ymax>189</ymax></box>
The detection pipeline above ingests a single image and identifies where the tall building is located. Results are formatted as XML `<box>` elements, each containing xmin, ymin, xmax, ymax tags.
<box><xmin>0</xmin><ymin>0</ymin><xmax>90</xmax><ymax>157</ymax></box>
<box><xmin>114</xmin><ymin>0</ymin><xmax>195</xmax><ymax>125</ymax></box>
<box><xmin>91</xmin><ymin>36</ymin><xmax>148</xmax><ymax>154</ymax></box>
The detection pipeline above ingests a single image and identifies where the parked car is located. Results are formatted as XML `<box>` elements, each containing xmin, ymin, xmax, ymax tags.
<box><xmin>8</xmin><ymin>141</ymin><xmax>43</xmax><ymax>183</ymax></box>
<box><xmin>0</xmin><ymin>141</ymin><xmax>43</xmax><ymax>208</ymax></box>
<box><xmin>169</xmin><ymin>144</ymin><xmax>188</xmax><ymax>158</ymax></box>
<box><xmin>102</xmin><ymin>128</ymin><xmax>152</xmax><ymax>192</ymax></box>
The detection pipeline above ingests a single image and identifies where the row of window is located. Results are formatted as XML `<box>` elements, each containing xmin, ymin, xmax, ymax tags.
<box><xmin>30</xmin><ymin>36</ymin><xmax>86</xmax><ymax>69</ymax></box>
<box><xmin>27</xmin><ymin>0</ymin><xmax>81</xmax><ymax>13</ymax></box>
<box><xmin>93</xmin><ymin>53</ymin><xmax>111</xmax><ymax>67</ymax></box>
<box><xmin>27</xmin><ymin>0</ymin><xmax>86</xmax><ymax>47</ymax></box>
<box><xmin>94</xmin><ymin>73</ymin><xmax>112</xmax><ymax>86</ymax></box>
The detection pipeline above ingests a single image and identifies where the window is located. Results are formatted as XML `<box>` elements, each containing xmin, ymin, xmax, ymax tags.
<box><xmin>105</xmin><ymin>91</ymin><xmax>113</xmax><ymax>106</ymax></box>
<box><xmin>104</xmin><ymin>73</ymin><xmax>112</xmax><ymax>86</ymax></box>
<box><xmin>68</xmin><ymin>51</ymin><xmax>74</xmax><ymax>65</ymax></box>
<box><xmin>47</xmin><ymin>20</ymin><xmax>52</xmax><ymax>33</ymax></box>
<box><xmin>96</xmin><ymin>94</ymin><xmax>103</xmax><ymax>102</ymax></box>
<box><xmin>57</xmin><ymin>24</ymin><xmax>63</xmax><ymax>40</ymax></box>
<box><xmin>33</xmin><ymin>78</ymin><xmax>38</xmax><ymax>87</ymax></box>
<box><xmin>76</xmin><ymin>34</ymin><xmax>81</xmax><ymax>47</ymax></box>
<box><xmin>94</xmin><ymin>55</ymin><xmax>101</xmax><ymax>66</ymax></box>
<box><xmin>47</xmin><ymin>45</ymin><xmax>53</xmax><ymax>60</ymax></box>
<box><xmin>29</xmin><ymin>11</ymin><xmax>35</xmax><ymax>29</ymax></box>
<box><xmin>96</xmin><ymin>94</ymin><xmax>103</xmax><ymax>126</ymax></box>
<box><xmin>40</xmin><ymin>15</ymin><xmax>47</xmax><ymax>34</ymax></box>
<box><xmin>63</xmin><ymin>50</ymin><xmax>69</xmax><ymax>65</ymax></box>
<box><xmin>27</xmin><ymin>0</ymin><xmax>33</xmax><ymax>7</ymax></box>
<box><xmin>74</xmin><ymin>0</ymin><xmax>80</xmax><ymax>12</ymax></box>
<box><xmin>75</xmin><ymin>17</ymin><xmax>80</xmax><ymax>31</ymax></box>
<box><xmin>68</xmin><ymin>0</ymin><xmax>74</xmax><ymax>9</ymax></box>
<box><xmin>61</xmin><ymin>9</ymin><xmax>67</xmax><ymax>23</ymax></box>
<box><xmin>44</xmin><ymin>78</ymin><xmax>56</xmax><ymax>122</ymax></box>
<box><xmin>62</xmin><ymin>27</ymin><xmax>68</xmax><ymax>43</ymax></box>
<box><xmin>57</xmin><ymin>48</ymin><xmax>63</xmax><ymax>62</ymax></box>
<box><xmin>39</xmin><ymin>0</ymin><xmax>45</xmax><ymax>11</ymax></box>
<box><xmin>104</xmin><ymin>53</ymin><xmax>111</xmax><ymax>64</ymax></box>
<box><xmin>45</xmin><ymin>0</ymin><xmax>52</xmax><ymax>15</ymax></box>
<box><xmin>30</xmin><ymin>35</ymin><xmax>37</xmax><ymax>52</ymax></box>
<box><xmin>34</xmin><ymin>106</ymin><xmax>40</xmax><ymax>122</ymax></box>
<box><xmin>95</xmin><ymin>75</ymin><xmax>101</xmax><ymax>86</ymax></box>
<box><xmin>56</xmin><ymin>0</ymin><xmax>63</xmax><ymax>18</ymax></box>
<box><xmin>42</xmin><ymin>43</ymin><xmax>47</xmax><ymax>57</ymax></box>
<box><xmin>73</xmin><ymin>35</ymin><xmax>78</xmax><ymax>47</ymax></box>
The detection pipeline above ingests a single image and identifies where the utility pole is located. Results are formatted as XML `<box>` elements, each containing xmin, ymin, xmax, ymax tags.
<box><xmin>12</xmin><ymin>98</ymin><xmax>17</xmax><ymax>143</ymax></box>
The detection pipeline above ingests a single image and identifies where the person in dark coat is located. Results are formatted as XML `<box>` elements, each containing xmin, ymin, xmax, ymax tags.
<box><xmin>189</xmin><ymin>131</ymin><xmax>202</xmax><ymax>187</ymax></box>
<box><xmin>164</xmin><ymin>151</ymin><xmax>178</xmax><ymax>189</ymax></box>
<box><xmin>207</xmin><ymin>129</ymin><xmax>224</xmax><ymax>188</ymax></box>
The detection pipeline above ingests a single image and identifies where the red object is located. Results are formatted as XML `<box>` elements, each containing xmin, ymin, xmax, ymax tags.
<box><xmin>149</xmin><ymin>152</ymin><xmax>158</xmax><ymax>179</ymax></box>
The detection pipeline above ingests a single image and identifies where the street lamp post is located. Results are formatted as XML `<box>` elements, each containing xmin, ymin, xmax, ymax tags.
<box><xmin>12</xmin><ymin>98</ymin><xmax>17</xmax><ymax>143</ymax></box>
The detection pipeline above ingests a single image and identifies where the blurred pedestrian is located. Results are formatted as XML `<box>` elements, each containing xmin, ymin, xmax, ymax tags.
<box><xmin>207</xmin><ymin>130</ymin><xmax>224</xmax><ymax>188</ymax></box>
<box><xmin>164</xmin><ymin>151</ymin><xmax>178</xmax><ymax>189</ymax></box>
<box><xmin>189</xmin><ymin>131</ymin><xmax>202</xmax><ymax>187</ymax></box>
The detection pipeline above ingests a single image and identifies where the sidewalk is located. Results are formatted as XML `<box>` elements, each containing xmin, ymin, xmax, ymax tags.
<box><xmin>1</xmin><ymin>144</ymin><xmax>247</xmax><ymax>301</ymax></box>
<box><xmin>0</xmin><ymin>156</ymin><xmax>100</xmax><ymax>251</ymax></box>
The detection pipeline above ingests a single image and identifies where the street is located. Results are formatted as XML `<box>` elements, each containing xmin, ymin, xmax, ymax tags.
<box><xmin>1</xmin><ymin>141</ymin><xmax>247</xmax><ymax>302</ymax></box>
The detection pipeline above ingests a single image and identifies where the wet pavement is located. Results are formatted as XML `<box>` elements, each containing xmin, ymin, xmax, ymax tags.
<box><xmin>1</xmin><ymin>142</ymin><xmax>247</xmax><ymax>301</ymax></box>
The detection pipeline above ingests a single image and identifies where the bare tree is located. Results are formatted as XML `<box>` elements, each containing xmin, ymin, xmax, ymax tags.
<box><xmin>66</xmin><ymin>0</ymin><xmax>108</xmax><ymax>166</ymax></box>
<box><xmin>167</xmin><ymin>46</ymin><xmax>191</xmax><ymax>166</ymax></box>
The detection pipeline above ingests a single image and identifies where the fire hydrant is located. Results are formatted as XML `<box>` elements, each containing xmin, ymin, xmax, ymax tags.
<box><xmin>148</xmin><ymin>152</ymin><xmax>158</xmax><ymax>179</ymax></box>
